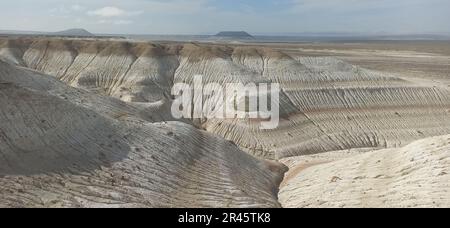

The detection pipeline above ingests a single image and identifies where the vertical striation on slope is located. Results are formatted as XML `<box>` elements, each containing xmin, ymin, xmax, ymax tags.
<box><xmin>1</xmin><ymin>38</ymin><xmax>450</xmax><ymax>160</ymax></box>
<box><xmin>0</xmin><ymin>60</ymin><xmax>287</xmax><ymax>208</ymax></box>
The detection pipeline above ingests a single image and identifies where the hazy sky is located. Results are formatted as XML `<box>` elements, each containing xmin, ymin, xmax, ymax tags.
<box><xmin>1</xmin><ymin>0</ymin><xmax>449</xmax><ymax>35</ymax></box>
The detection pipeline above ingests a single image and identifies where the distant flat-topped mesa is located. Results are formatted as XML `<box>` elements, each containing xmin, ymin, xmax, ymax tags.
<box><xmin>51</xmin><ymin>28</ymin><xmax>95</xmax><ymax>37</ymax></box>
<box><xmin>215</xmin><ymin>31</ymin><xmax>254</xmax><ymax>39</ymax></box>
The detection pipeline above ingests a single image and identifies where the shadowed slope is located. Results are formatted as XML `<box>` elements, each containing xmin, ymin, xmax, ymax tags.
<box><xmin>0</xmin><ymin>60</ymin><xmax>287</xmax><ymax>208</ymax></box>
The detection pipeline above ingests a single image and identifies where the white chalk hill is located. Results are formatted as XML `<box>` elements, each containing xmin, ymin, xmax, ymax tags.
<box><xmin>0</xmin><ymin>60</ymin><xmax>286</xmax><ymax>207</ymax></box>
<box><xmin>1</xmin><ymin>38</ymin><xmax>449</xmax><ymax>160</ymax></box>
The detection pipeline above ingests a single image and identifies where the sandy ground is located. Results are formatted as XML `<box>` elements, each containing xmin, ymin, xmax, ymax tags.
<box><xmin>279</xmin><ymin>135</ymin><xmax>450</xmax><ymax>208</ymax></box>
<box><xmin>279</xmin><ymin>148</ymin><xmax>376</xmax><ymax>188</ymax></box>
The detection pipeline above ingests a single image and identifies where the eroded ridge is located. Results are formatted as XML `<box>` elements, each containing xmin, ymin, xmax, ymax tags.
<box><xmin>1</xmin><ymin>38</ymin><xmax>450</xmax><ymax>160</ymax></box>
<box><xmin>0</xmin><ymin>59</ymin><xmax>287</xmax><ymax>208</ymax></box>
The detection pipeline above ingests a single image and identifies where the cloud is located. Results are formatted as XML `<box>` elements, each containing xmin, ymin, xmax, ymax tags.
<box><xmin>87</xmin><ymin>6</ymin><xmax>142</xmax><ymax>17</ymax></box>
<box><xmin>97</xmin><ymin>19</ymin><xmax>134</xmax><ymax>25</ymax></box>
<box><xmin>114</xmin><ymin>20</ymin><xmax>133</xmax><ymax>25</ymax></box>
<box><xmin>71</xmin><ymin>4</ymin><xmax>85</xmax><ymax>11</ymax></box>
<box><xmin>1</xmin><ymin>0</ymin><xmax>449</xmax><ymax>34</ymax></box>
<box><xmin>141</xmin><ymin>0</ymin><xmax>214</xmax><ymax>14</ymax></box>
<box><xmin>50</xmin><ymin>4</ymin><xmax>86</xmax><ymax>14</ymax></box>
<box><xmin>290</xmin><ymin>0</ymin><xmax>379</xmax><ymax>12</ymax></box>
<box><xmin>289</xmin><ymin>0</ymin><xmax>433</xmax><ymax>13</ymax></box>
<box><xmin>88</xmin><ymin>6</ymin><xmax>126</xmax><ymax>17</ymax></box>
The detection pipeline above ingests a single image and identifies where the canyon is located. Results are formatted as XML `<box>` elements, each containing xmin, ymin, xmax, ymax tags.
<box><xmin>0</xmin><ymin>37</ymin><xmax>449</xmax><ymax>207</ymax></box>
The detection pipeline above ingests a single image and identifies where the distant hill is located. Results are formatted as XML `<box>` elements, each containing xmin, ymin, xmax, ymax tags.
<box><xmin>52</xmin><ymin>29</ymin><xmax>95</xmax><ymax>37</ymax></box>
<box><xmin>215</xmin><ymin>31</ymin><xmax>254</xmax><ymax>39</ymax></box>
<box><xmin>0</xmin><ymin>30</ymin><xmax>45</xmax><ymax>35</ymax></box>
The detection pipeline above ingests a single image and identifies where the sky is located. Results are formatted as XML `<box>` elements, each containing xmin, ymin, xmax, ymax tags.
<box><xmin>0</xmin><ymin>0</ymin><xmax>449</xmax><ymax>35</ymax></box>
